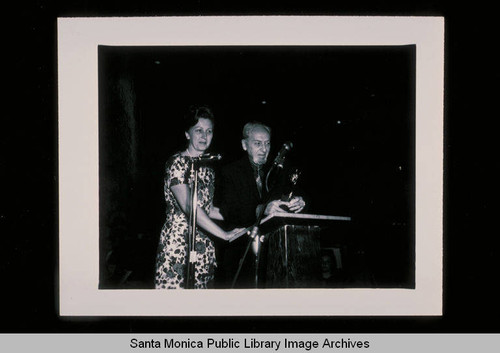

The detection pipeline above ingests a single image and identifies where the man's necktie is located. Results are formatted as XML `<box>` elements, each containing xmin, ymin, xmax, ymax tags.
<box><xmin>255</xmin><ymin>167</ymin><xmax>263</xmax><ymax>198</ymax></box>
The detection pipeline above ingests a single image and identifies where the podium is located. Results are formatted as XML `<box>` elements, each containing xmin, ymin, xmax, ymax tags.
<box><xmin>230</xmin><ymin>213</ymin><xmax>351</xmax><ymax>288</ymax></box>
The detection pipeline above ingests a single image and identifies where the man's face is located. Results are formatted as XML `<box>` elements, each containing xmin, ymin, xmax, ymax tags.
<box><xmin>242</xmin><ymin>127</ymin><xmax>271</xmax><ymax>165</ymax></box>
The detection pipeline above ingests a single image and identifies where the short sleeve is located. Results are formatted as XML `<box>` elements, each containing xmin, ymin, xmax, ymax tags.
<box><xmin>165</xmin><ymin>155</ymin><xmax>190</xmax><ymax>188</ymax></box>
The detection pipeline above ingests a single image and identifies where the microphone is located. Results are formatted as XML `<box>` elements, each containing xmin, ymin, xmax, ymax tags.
<box><xmin>193</xmin><ymin>153</ymin><xmax>222</xmax><ymax>162</ymax></box>
<box><xmin>272</xmin><ymin>142</ymin><xmax>293</xmax><ymax>168</ymax></box>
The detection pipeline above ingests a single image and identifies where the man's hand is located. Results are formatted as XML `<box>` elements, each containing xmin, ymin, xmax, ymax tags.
<box><xmin>286</xmin><ymin>196</ymin><xmax>306</xmax><ymax>213</ymax></box>
<box><xmin>264</xmin><ymin>199</ymin><xmax>288</xmax><ymax>215</ymax></box>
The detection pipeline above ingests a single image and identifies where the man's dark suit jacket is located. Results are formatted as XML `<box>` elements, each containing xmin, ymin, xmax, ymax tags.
<box><xmin>214</xmin><ymin>156</ymin><xmax>292</xmax><ymax>288</ymax></box>
<box><xmin>217</xmin><ymin>156</ymin><xmax>265</xmax><ymax>229</ymax></box>
<box><xmin>213</xmin><ymin>156</ymin><xmax>264</xmax><ymax>288</ymax></box>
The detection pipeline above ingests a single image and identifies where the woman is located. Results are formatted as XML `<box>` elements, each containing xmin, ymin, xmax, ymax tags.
<box><xmin>155</xmin><ymin>105</ymin><xmax>242</xmax><ymax>289</ymax></box>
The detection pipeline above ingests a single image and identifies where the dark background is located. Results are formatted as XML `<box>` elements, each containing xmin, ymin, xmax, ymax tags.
<box><xmin>98</xmin><ymin>45</ymin><xmax>414</xmax><ymax>290</ymax></box>
<box><xmin>3</xmin><ymin>0</ymin><xmax>498</xmax><ymax>334</ymax></box>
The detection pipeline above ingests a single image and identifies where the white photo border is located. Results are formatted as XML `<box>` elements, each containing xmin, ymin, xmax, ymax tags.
<box><xmin>58</xmin><ymin>16</ymin><xmax>444</xmax><ymax>316</ymax></box>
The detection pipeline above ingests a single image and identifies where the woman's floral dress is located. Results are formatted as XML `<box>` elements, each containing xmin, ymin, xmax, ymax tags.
<box><xmin>155</xmin><ymin>153</ymin><xmax>216</xmax><ymax>289</ymax></box>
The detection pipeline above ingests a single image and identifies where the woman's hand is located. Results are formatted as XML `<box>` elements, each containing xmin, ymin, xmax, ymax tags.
<box><xmin>224</xmin><ymin>227</ymin><xmax>246</xmax><ymax>242</ymax></box>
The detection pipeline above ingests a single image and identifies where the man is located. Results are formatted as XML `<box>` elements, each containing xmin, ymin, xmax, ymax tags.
<box><xmin>215</xmin><ymin>121</ymin><xmax>306</xmax><ymax>288</ymax></box>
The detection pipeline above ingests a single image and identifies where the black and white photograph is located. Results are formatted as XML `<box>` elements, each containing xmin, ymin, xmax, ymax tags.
<box><xmin>56</xmin><ymin>17</ymin><xmax>443</xmax><ymax>317</ymax></box>
<box><xmin>97</xmin><ymin>44</ymin><xmax>415</xmax><ymax>291</ymax></box>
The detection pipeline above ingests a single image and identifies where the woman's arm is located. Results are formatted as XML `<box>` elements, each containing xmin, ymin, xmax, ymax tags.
<box><xmin>170</xmin><ymin>184</ymin><xmax>231</xmax><ymax>240</ymax></box>
<box><xmin>209</xmin><ymin>206</ymin><xmax>224</xmax><ymax>221</ymax></box>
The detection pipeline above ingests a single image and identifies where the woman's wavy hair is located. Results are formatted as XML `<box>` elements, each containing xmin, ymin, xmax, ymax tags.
<box><xmin>182</xmin><ymin>104</ymin><xmax>215</xmax><ymax>132</ymax></box>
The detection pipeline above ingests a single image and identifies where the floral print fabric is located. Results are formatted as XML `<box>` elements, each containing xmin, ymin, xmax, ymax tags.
<box><xmin>155</xmin><ymin>153</ymin><xmax>216</xmax><ymax>289</ymax></box>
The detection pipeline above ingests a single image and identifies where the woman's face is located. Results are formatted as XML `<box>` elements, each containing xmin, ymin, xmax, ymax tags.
<box><xmin>185</xmin><ymin>118</ymin><xmax>214</xmax><ymax>153</ymax></box>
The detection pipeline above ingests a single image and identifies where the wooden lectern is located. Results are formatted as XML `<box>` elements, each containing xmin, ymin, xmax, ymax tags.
<box><xmin>230</xmin><ymin>213</ymin><xmax>351</xmax><ymax>288</ymax></box>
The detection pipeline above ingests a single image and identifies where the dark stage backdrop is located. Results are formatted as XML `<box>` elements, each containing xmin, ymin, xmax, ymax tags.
<box><xmin>98</xmin><ymin>45</ymin><xmax>415</xmax><ymax>289</ymax></box>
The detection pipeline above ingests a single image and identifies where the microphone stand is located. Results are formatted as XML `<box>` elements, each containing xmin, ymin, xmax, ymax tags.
<box><xmin>185</xmin><ymin>153</ymin><xmax>221</xmax><ymax>289</ymax></box>
<box><xmin>230</xmin><ymin>164</ymin><xmax>284</xmax><ymax>289</ymax></box>
<box><xmin>185</xmin><ymin>159</ymin><xmax>199</xmax><ymax>289</ymax></box>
